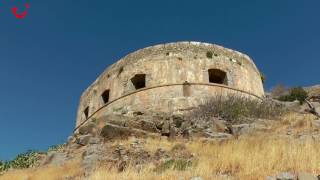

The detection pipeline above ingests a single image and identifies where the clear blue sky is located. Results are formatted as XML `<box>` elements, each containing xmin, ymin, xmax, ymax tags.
<box><xmin>0</xmin><ymin>0</ymin><xmax>318</xmax><ymax>160</ymax></box>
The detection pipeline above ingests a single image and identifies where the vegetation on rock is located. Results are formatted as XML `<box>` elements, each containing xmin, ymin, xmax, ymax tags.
<box><xmin>188</xmin><ymin>95</ymin><xmax>285</xmax><ymax>124</ymax></box>
<box><xmin>0</xmin><ymin>151</ymin><xmax>40</xmax><ymax>173</ymax></box>
<box><xmin>278</xmin><ymin>86</ymin><xmax>308</xmax><ymax>104</ymax></box>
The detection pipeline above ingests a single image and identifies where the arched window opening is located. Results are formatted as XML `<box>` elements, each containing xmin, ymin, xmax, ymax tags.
<box><xmin>131</xmin><ymin>74</ymin><xmax>146</xmax><ymax>90</ymax></box>
<box><xmin>83</xmin><ymin>106</ymin><xmax>89</xmax><ymax>119</ymax></box>
<box><xmin>101</xmin><ymin>90</ymin><xmax>110</xmax><ymax>104</ymax></box>
<box><xmin>208</xmin><ymin>69</ymin><xmax>228</xmax><ymax>85</ymax></box>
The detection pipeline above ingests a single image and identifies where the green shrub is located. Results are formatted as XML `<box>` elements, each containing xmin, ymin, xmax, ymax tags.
<box><xmin>10</xmin><ymin>150</ymin><xmax>39</xmax><ymax>169</ymax></box>
<box><xmin>0</xmin><ymin>150</ymin><xmax>40</xmax><ymax>173</ymax></box>
<box><xmin>278</xmin><ymin>87</ymin><xmax>307</xmax><ymax>104</ymax></box>
<box><xmin>0</xmin><ymin>161</ymin><xmax>10</xmax><ymax>173</ymax></box>
<box><xmin>154</xmin><ymin>159</ymin><xmax>193</xmax><ymax>173</ymax></box>
<box><xmin>188</xmin><ymin>95</ymin><xmax>285</xmax><ymax>124</ymax></box>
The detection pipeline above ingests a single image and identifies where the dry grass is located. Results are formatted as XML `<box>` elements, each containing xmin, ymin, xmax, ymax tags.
<box><xmin>2</xmin><ymin>113</ymin><xmax>320</xmax><ymax>180</ymax></box>
<box><xmin>0</xmin><ymin>160</ymin><xmax>83</xmax><ymax>180</ymax></box>
<box><xmin>272</xmin><ymin>112</ymin><xmax>316</xmax><ymax>133</ymax></box>
<box><xmin>91</xmin><ymin>136</ymin><xmax>320</xmax><ymax>180</ymax></box>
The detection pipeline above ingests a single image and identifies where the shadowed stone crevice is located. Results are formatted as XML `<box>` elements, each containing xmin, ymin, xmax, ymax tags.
<box><xmin>83</xmin><ymin>107</ymin><xmax>89</xmax><ymax>119</ymax></box>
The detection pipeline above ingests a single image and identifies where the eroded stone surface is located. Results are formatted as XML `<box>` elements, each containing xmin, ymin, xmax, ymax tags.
<box><xmin>41</xmin><ymin>152</ymin><xmax>69</xmax><ymax>166</ymax></box>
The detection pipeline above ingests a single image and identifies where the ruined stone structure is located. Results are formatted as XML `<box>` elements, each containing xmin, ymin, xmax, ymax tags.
<box><xmin>75</xmin><ymin>42</ymin><xmax>264</xmax><ymax>131</ymax></box>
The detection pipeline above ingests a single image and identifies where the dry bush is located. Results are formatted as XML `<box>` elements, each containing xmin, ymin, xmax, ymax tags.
<box><xmin>187</xmin><ymin>95</ymin><xmax>286</xmax><ymax>124</ymax></box>
<box><xmin>272</xmin><ymin>112</ymin><xmax>316</xmax><ymax>134</ymax></box>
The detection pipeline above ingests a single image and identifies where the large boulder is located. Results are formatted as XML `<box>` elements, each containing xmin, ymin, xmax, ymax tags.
<box><xmin>231</xmin><ymin>120</ymin><xmax>270</xmax><ymax>136</ymax></box>
<box><xmin>212</xmin><ymin>119</ymin><xmax>228</xmax><ymax>132</ymax></box>
<box><xmin>82</xmin><ymin>144</ymin><xmax>105</xmax><ymax>176</ymax></box>
<box><xmin>100</xmin><ymin>124</ymin><xmax>133</xmax><ymax>139</ymax></box>
<box><xmin>139</xmin><ymin>119</ymin><xmax>159</xmax><ymax>133</ymax></box>
<box><xmin>231</xmin><ymin>124</ymin><xmax>251</xmax><ymax>135</ymax></box>
<box><xmin>76</xmin><ymin>135</ymin><xmax>92</xmax><ymax>146</ymax></box>
<box><xmin>100</xmin><ymin>114</ymin><xmax>160</xmax><ymax>133</ymax></box>
<box><xmin>100</xmin><ymin>123</ymin><xmax>155</xmax><ymax>140</ymax></box>
<box><xmin>101</xmin><ymin>114</ymin><xmax>128</xmax><ymax>127</ymax></box>
<box><xmin>78</xmin><ymin>122</ymin><xmax>97</xmax><ymax>135</ymax></box>
<box><xmin>76</xmin><ymin>134</ymin><xmax>102</xmax><ymax>146</ymax></box>
<box><xmin>41</xmin><ymin>152</ymin><xmax>69</xmax><ymax>166</ymax></box>
<box><xmin>203</xmin><ymin>131</ymin><xmax>233</xmax><ymax>140</ymax></box>
<box><xmin>313</xmin><ymin>102</ymin><xmax>320</xmax><ymax>116</ymax></box>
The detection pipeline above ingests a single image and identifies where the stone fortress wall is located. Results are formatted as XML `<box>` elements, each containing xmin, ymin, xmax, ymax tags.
<box><xmin>75</xmin><ymin>41</ymin><xmax>264</xmax><ymax>131</ymax></box>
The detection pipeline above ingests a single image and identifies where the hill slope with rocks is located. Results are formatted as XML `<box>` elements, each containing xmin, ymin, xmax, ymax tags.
<box><xmin>1</xmin><ymin>87</ymin><xmax>320</xmax><ymax>180</ymax></box>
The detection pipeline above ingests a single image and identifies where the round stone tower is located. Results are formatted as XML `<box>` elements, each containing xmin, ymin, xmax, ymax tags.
<box><xmin>75</xmin><ymin>41</ymin><xmax>264</xmax><ymax>131</ymax></box>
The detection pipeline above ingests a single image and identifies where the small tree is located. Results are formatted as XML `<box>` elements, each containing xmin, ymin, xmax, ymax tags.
<box><xmin>10</xmin><ymin>150</ymin><xmax>39</xmax><ymax>169</ymax></box>
<box><xmin>0</xmin><ymin>161</ymin><xmax>10</xmax><ymax>173</ymax></box>
<box><xmin>278</xmin><ymin>86</ymin><xmax>307</xmax><ymax>104</ymax></box>
<box><xmin>0</xmin><ymin>160</ymin><xmax>3</xmax><ymax>172</ymax></box>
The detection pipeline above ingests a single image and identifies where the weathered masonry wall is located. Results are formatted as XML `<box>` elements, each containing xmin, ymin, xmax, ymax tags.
<box><xmin>75</xmin><ymin>41</ymin><xmax>264</xmax><ymax>130</ymax></box>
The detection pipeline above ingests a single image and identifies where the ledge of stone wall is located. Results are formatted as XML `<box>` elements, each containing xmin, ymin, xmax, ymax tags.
<box><xmin>74</xmin><ymin>82</ymin><xmax>263</xmax><ymax>132</ymax></box>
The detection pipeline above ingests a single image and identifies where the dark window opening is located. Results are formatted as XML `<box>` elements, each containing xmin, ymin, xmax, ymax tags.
<box><xmin>119</xmin><ymin>67</ymin><xmax>124</xmax><ymax>74</ymax></box>
<box><xmin>208</xmin><ymin>69</ymin><xmax>227</xmax><ymax>85</ymax></box>
<box><xmin>101</xmin><ymin>90</ymin><xmax>110</xmax><ymax>104</ymax></box>
<box><xmin>117</xmin><ymin>66</ymin><xmax>124</xmax><ymax>77</ymax></box>
<box><xmin>84</xmin><ymin>106</ymin><xmax>89</xmax><ymax>119</ymax></box>
<box><xmin>131</xmin><ymin>74</ymin><xmax>146</xmax><ymax>90</ymax></box>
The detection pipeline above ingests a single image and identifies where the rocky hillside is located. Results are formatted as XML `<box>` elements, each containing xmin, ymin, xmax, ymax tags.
<box><xmin>1</xmin><ymin>93</ymin><xmax>320</xmax><ymax>180</ymax></box>
<box><xmin>305</xmin><ymin>85</ymin><xmax>320</xmax><ymax>95</ymax></box>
